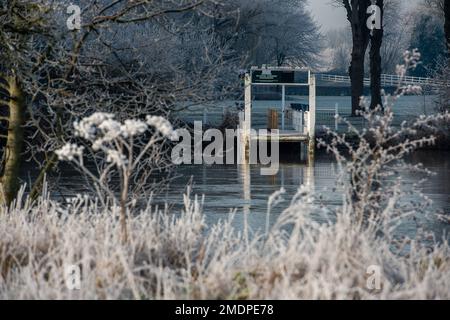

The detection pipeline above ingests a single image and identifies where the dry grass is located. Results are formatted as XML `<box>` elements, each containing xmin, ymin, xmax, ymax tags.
<box><xmin>0</xmin><ymin>184</ymin><xmax>448</xmax><ymax>300</ymax></box>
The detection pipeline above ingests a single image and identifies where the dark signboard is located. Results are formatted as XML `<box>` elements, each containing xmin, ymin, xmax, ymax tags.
<box><xmin>251</xmin><ymin>70</ymin><xmax>295</xmax><ymax>84</ymax></box>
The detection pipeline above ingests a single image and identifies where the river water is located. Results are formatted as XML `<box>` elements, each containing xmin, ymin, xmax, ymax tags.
<box><xmin>33</xmin><ymin>96</ymin><xmax>450</xmax><ymax>240</ymax></box>
<box><xmin>152</xmin><ymin>150</ymin><xmax>450</xmax><ymax>239</ymax></box>
<box><xmin>48</xmin><ymin>149</ymin><xmax>450</xmax><ymax>240</ymax></box>
<box><xmin>169</xmin><ymin>95</ymin><xmax>449</xmax><ymax>238</ymax></box>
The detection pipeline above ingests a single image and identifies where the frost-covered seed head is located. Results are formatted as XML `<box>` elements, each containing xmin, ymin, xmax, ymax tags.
<box><xmin>55</xmin><ymin>143</ymin><xmax>84</xmax><ymax>161</ymax></box>
<box><xmin>146</xmin><ymin>116</ymin><xmax>178</xmax><ymax>140</ymax></box>
<box><xmin>120</xmin><ymin>120</ymin><xmax>148</xmax><ymax>138</ymax></box>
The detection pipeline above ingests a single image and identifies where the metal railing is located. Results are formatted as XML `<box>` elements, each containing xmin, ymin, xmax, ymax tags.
<box><xmin>317</xmin><ymin>104</ymin><xmax>339</xmax><ymax>131</ymax></box>
<box><xmin>316</xmin><ymin>73</ymin><xmax>447</xmax><ymax>88</ymax></box>
<box><xmin>196</xmin><ymin>103</ymin><xmax>424</xmax><ymax>135</ymax></box>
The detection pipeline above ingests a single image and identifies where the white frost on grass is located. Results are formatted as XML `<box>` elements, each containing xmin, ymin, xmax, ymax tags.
<box><xmin>0</xmin><ymin>187</ymin><xmax>448</xmax><ymax>300</ymax></box>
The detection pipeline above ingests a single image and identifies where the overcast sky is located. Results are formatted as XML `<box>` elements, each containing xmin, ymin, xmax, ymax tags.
<box><xmin>307</xmin><ymin>0</ymin><xmax>421</xmax><ymax>32</ymax></box>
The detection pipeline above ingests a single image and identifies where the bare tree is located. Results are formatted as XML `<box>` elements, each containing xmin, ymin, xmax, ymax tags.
<box><xmin>424</xmin><ymin>0</ymin><xmax>445</xmax><ymax>17</ymax></box>
<box><xmin>254</xmin><ymin>0</ymin><xmax>322</xmax><ymax>67</ymax></box>
<box><xmin>335</xmin><ymin>0</ymin><xmax>372</xmax><ymax>116</ymax></box>
<box><xmin>445</xmin><ymin>0</ymin><xmax>450</xmax><ymax>52</ymax></box>
<box><xmin>380</xmin><ymin>1</ymin><xmax>412</xmax><ymax>73</ymax></box>
<box><xmin>0</xmin><ymin>0</ymin><xmax>237</xmax><ymax>205</ymax></box>
<box><xmin>328</xmin><ymin>1</ymin><xmax>411</xmax><ymax>75</ymax></box>
<box><xmin>0</xmin><ymin>0</ymin><xmax>52</xmax><ymax>205</ymax></box>
<box><xmin>326</xmin><ymin>27</ymin><xmax>352</xmax><ymax>73</ymax></box>
<box><xmin>329</xmin><ymin>1</ymin><xmax>412</xmax><ymax>111</ymax></box>
<box><xmin>369</xmin><ymin>0</ymin><xmax>384</xmax><ymax>110</ymax></box>
<box><xmin>212</xmin><ymin>0</ymin><xmax>322</xmax><ymax>67</ymax></box>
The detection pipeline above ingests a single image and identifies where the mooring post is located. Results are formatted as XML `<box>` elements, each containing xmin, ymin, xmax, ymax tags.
<box><xmin>281</xmin><ymin>84</ymin><xmax>286</xmax><ymax>130</ymax></box>
<box><xmin>240</xmin><ymin>73</ymin><xmax>252</xmax><ymax>164</ymax></box>
<box><xmin>308</xmin><ymin>73</ymin><xmax>316</xmax><ymax>164</ymax></box>
<box><xmin>335</xmin><ymin>103</ymin><xmax>339</xmax><ymax>131</ymax></box>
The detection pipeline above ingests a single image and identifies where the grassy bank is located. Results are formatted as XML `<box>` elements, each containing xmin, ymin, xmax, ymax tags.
<box><xmin>0</xmin><ymin>184</ymin><xmax>449</xmax><ymax>300</ymax></box>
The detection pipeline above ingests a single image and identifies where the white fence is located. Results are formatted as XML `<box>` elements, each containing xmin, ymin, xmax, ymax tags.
<box><xmin>316</xmin><ymin>73</ymin><xmax>447</xmax><ymax>88</ymax></box>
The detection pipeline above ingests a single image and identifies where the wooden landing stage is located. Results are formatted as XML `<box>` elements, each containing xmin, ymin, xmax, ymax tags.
<box><xmin>239</xmin><ymin>66</ymin><xmax>316</xmax><ymax>164</ymax></box>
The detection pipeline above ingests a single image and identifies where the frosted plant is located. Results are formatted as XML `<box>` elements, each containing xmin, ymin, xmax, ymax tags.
<box><xmin>0</xmin><ymin>182</ymin><xmax>449</xmax><ymax>299</ymax></box>
<box><xmin>56</xmin><ymin>113</ymin><xmax>177</xmax><ymax>242</ymax></box>
<box><xmin>319</xmin><ymin>50</ymin><xmax>450</xmax><ymax>231</ymax></box>
<box><xmin>428</xmin><ymin>57</ymin><xmax>450</xmax><ymax>149</ymax></box>
<box><xmin>54</xmin><ymin>144</ymin><xmax>84</xmax><ymax>162</ymax></box>
<box><xmin>145</xmin><ymin>116</ymin><xmax>178</xmax><ymax>140</ymax></box>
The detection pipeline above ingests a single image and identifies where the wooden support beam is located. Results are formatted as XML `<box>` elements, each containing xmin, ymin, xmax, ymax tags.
<box><xmin>267</xmin><ymin>109</ymin><xmax>278</xmax><ymax>130</ymax></box>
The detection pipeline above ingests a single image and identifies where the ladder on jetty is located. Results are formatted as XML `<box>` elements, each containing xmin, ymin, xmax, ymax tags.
<box><xmin>239</xmin><ymin>66</ymin><xmax>316</xmax><ymax>164</ymax></box>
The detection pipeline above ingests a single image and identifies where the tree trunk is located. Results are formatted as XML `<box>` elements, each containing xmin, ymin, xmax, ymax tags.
<box><xmin>370</xmin><ymin>0</ymin><xmax>384</xmax><ymax>110</ymax></box>
<box><xmin>350</xmin><ymin>45</ymin><xmax>366</xmax><ymax>116</ymax></box>
<box><xmin>445</xmin><ymin>0</ymin><xmax>450</xmax><ymax>53</ymax></box>
<box><xmin>1</xmin><ymin>75</ymin><xmax>25</xmax><ymax>206</ymax></box>
<box><xmin>347</xmin><ymin>0</ymin><xmax>371</xmax><ymax>116</ymax></box>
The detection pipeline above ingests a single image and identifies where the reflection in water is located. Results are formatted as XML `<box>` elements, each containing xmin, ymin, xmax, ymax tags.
<box><xmin>154</xmin><ymin>150</ymin><xmax>450</xmax><ymax>239</ymax></box>
<box><xmin>239</xmin><ymin>163</ymin><xmax>251</xmax><ymax>240</ymax></box>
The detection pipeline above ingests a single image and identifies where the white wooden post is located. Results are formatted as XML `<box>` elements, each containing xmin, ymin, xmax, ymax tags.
<box><xmin>335</xmin><ymin>103</ymin><xmax>339</xmax><ymax>131</ymax></box>
<box><xmin>239</xmin><ymin>111</ymin><xmax>244</xmax><ymax>130</ymax></box>
<box><xmin>308</xmin><ymin>74</ymin><xmax>316</xmax><ymax>160</ymax></box>
<box><xmin>240</xmin><ymin>73</ymin><xmax>252</xmax><ymax>164</ymax></box>
<box><xmin>299</xmin><ymin>111</ymin><xmax>304</xmax><ymax>133</ymax></box>
<box><xmin>281</xmin><ymin>84</ymin><xmax>286</xmax><ymax>130</ymax></box>
<box><xmin>245</xmin><ymin>73</ymin><xmax>252</xmax><ymax>139</ymax></box>
<box><xmin>304</xmin><ymin>111</ymin><xmax>309</xmax><ymax>134</ymax></box>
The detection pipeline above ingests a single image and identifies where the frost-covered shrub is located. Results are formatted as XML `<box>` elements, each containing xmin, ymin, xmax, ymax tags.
<box><xmin>420</xmin><ymin>57</ymin><xmax>450</xmax><ymax>145</ymax></box>
<box><xmin>320</xmin><ymin>50</ymin><xmax>450</xmax><ymax>226</ymax></box>
<box><xmin>431</xmin><ymin>57</ymin><xmax>450</xmax><ymax>112</ymax></box>
<box><xmin>56</xmin><ymin>113</ymin><xmax>178</xmax><ymax>242</ymax></box>
<box><xmin>0</xmin><ymin>183</ymin><xmax>449</xmax><ymax>299</ymax></box>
